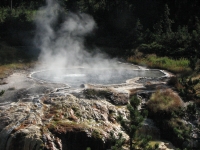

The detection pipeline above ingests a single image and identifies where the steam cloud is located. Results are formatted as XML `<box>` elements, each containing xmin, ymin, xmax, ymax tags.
<box><xmin>33</xmin><ymin>0</ymin><xmax>142</xmax><ymax>86</ymax></box>
<box><xmin>31</xmin><ymin>0</ymin><xmax>166</xmax><ymax>87</ymax></box>
<box><xmin>34</xmin><ymin>0</ymin><xmax>117</xmax><ymax>70</ymax></box>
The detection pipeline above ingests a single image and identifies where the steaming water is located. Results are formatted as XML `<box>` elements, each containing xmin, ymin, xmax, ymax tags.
<box><xmin>31</xmin><ymin>68</ymin><xmax>165</xmax><ymax>87</ymax></box>
<box><xmin>33</xmin><ymin>0</ymin><xmax>165</xmax><ymax>88</ymax></box>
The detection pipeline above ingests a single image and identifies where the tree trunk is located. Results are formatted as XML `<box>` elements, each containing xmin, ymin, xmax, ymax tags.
<box><xmin>130</xmin><ymin>137</ymin><xmax>132</xmax><ymax>150</ymax></box>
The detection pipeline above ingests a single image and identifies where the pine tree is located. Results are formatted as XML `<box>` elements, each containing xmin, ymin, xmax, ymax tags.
<box><xmin>153</xmin><ymin>20</ymin><xmax>163</xmax><ymax>41</ymax></box>
<box><xmin>163</xmin><ymin>4</ymin><xmax>173</xmax><ymax>33</ymax></box>
<box><xmin>135</xmin><ymin>19</ymin><xmax>144</xmax><ymax>44</ymax></box>
<box><xmin>118</xmin><ymin>95</ymin><xmax>148</xmax><ymax>150</ymax></box>
<box><xmin>110</xmin><ymin>131</ymin><xmax>126</xmax><ymax>150</ymax></box>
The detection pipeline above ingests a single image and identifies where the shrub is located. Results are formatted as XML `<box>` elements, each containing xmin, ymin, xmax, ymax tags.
<box><xmin>178</xmin><ymin>77</ymin><xmax>200</xmax><ymax>101</ymax></box>
<box><xmin>147</xmin><ymin>89</ymin><xmax>184</xmax><ymax>115</ymax></box>
<box><xmin>168</xmin><ymin>76</ymin><xmax>200</xmax><ymax>104</ymax></box>
<box><xmin>167</xmin><ymin>118</ymin><xmax>191</xmax><ymax>146</ymax></box>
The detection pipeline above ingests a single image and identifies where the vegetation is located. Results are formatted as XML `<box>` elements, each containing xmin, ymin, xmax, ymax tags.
<box><xmin>168</xmin><ymin>76</ymin><xmax>200</xmax><ymax>105</ymax></box>
<box><xmin>146</xmin><ymin>88</ymin><xmax>198</xmax><ymax>148</ymax></box>
<box><xmin>0</xmin><ymin>7</ymin><xmax>36</xmax><ymax>23</ymax></box>
<box><xmin>178</xmin><ymin>78</ymin><xmax>200</xmax><ymax>101</ymax></box>
<box><xmin>118</xmin><ymin>95</ymin><xmax>153</xmax><ymax>150</ymax></box>
<box><xmin>0</xmin><ymin>90</ymin><xmax>5</xmax><ymax>96</ymax></box>
<box><xmin>128</xmin><ymin>53</ymin><xmax>191</xmax><ymax>73</ymax></box>
<box><xmin>147</xmin><ymin>89</ymin><xmax>183</xmax><ymax>116</ymax></box>
<box><xmin>1</xmin><ymin>1</ymin><xmax>200</xmax><ymax>60</ymax></box>
<box><xmin>110</xmin><ymin>132</ymin><xmax>125</xmax><ymax>150</ymax></box>
<box><xmin>0</xmin><ymin>62</ymin><xmax>35</xmax><ymax>79</ymax></box>
<box><xmin>168</xmin><ymin>118</ymin><xmax>191</xmax><ymax>144</ymax></box>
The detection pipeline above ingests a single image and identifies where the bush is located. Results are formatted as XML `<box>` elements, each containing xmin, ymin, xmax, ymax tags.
<box><xmin>166</xmin><ymin>118</ymin><xmax>191</xmax><ymax>147</ymax></box>
<box><xmin>178</xmin><ymin>78</ymin><xmax>200</xmax><ymax>101</ymax></box>
<box><xmin>147</xmin><ymin>89</ymin><xmax>184</xmax><ymax>115</ymax></box>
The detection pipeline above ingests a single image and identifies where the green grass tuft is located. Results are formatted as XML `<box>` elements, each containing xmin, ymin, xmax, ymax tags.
<box><xmin>128</xmin><ymin>54</ymin><xmax>191</xmax><ymax>73</ymax></box>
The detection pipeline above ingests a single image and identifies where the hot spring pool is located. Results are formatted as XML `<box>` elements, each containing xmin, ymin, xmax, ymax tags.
<box><xmin>30</xmin><ymin>68</ymin><xmax>165</xmax><ymax>87</ymax></box>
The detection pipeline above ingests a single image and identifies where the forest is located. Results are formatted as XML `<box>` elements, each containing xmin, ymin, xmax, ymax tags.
<box><xmin>1</xmin><ymin>0</ymin><xmax>200</xmax><ymax>60</ymax></box>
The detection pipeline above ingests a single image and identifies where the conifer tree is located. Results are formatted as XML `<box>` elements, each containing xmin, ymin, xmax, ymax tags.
<box><xmin>163</xmin><ymin>4</ymin><xmax>173</xmax><ymax>33</ymax></box>
<box><xmin>118</xmin><ymin>95</ymin><xmax>148</xmax><ymax>150</ymax></box>
<box><xmin>110</xmin><ymin>132</ymin><xmax>125</xmax><ymax>150</ymax></box>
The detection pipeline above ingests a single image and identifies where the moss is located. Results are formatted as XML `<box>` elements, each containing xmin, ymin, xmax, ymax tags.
<box><xmin>47</xmin><ymin>120</ymin><xmax>90</xmax><ymax>133</ymax></box>
<box><xmin>47</xmin><ymin>120</ymin><xmax>105</xmax><ymax>142</ymax></box>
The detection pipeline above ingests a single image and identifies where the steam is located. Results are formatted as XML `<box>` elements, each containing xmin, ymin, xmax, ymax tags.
<box><xmin>33</xmin><ymin>0</ymin><xmax>139</xmax><ymax>86</ymax></box>
<box><xmin>34</xmin><ymin>0</ymin><xmax>116</xmax><ymax>70</ymax></box>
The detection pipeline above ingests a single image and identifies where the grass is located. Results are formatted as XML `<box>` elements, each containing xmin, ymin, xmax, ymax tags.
<box><xmin>127</xmin><ymin>54</ymin><xmax>191</xmax><ymax>73</ymax></box>
<box><xmin>47</xmin><ymin>120</ymin><xmax>104</xmax><ymax>139</ymax></box>
<box><xmin>148</xmin><ymin>141</ymin><xmax>160</xmax><ymax>147</ymax></box>
<box><xmin>0</xmin><ymin>42</ymin><xmax>36</xmax><ymax>79</ymax></box>
<box><xmin>0</xmin><ymin>62</ymin><xmax>35</xmax><ymax>79</ymax></box>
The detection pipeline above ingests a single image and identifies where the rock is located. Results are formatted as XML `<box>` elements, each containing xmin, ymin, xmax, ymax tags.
<box><xmin>0</xmin><ymin>91</ymin><xmax>129</xmax><ymax>150</ymax></box>
<box><xmin>82</xmin><ymin>88</ymin><xmax>129</xmax><ymax>105</ymax></box>
<box><xmin>158</xmin><ymin>142</ymin><xmax>175</xmax><ymax>150</ymax></box>
<box><xmin>6</xmin><ymin>125</ymin><xmax>43</xmax><ymax>150</ymax></box>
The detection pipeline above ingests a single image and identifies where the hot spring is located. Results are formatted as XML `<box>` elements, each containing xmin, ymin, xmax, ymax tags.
<box><xmin>30</xmin><ymin>66</ymin><xmax>165</xmax><ymax>87</ymax></box>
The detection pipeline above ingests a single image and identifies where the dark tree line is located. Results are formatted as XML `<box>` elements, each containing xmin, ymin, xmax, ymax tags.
<box><xmin>0</xmin><ymin>0</ymin><xmax>45</xmax><ymax>8</ymax></box>
<box><xmin>1</xmin><ymin>0</ymin><xmax>200</xmax><ymax>58</ymax></box>
<box><xmin>1</xmin><ymin>0</ymin><xmax>200</xmax><ymax>28</ymax></box>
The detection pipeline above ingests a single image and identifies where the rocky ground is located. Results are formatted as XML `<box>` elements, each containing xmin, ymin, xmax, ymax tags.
<box><xmin>0</xmin><ymin>68</ymin><xmax>177</xmax><ymax>150</ymax></box>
